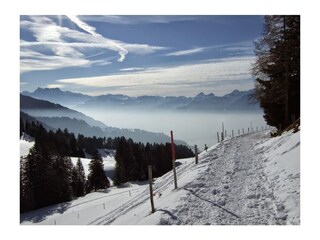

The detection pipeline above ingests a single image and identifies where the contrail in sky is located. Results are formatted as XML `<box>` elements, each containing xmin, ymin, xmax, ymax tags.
<box><xmin>66</xmin><ymin>15</ymin><xmax>128</xmax><ymax>62</ymax></box>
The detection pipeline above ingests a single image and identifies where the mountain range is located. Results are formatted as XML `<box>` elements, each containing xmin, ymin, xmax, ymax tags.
<box><xmin>20</xmin><ymin>94</ymin><xmax>106</xmax><ymax>128</ymax></box>
<box><xmin>21</xmin><ymin>87</ymin><xmax>92</xmax><ymax>108</ymax></box>
<box><xmin>20</xmin><ymin>88</ymin><xmax>261</xmax><ymax>145</ymax></box>
<box><xmin>20</xmin><ymin>94</ymin><xmax>187</xmax><ymax>145</ymax></box>
<box><xmin>22</xmin><ymin>88</ymin><xmax>260</xmax><ymax>112</ymax></box>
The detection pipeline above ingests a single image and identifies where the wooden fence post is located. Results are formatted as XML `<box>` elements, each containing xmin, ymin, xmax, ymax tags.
<box><xmin>171</xmin><ymin>130</ymin><xmax>178</xmax><ymax>189</ymax></box>
<box><xmin>221</xmin><ymin>132</ymin><xmax>224</xmax><ymax>141</ymax></box>
<box><xmin>238</xmin><ymin>129</ymin><xmax>240</xmax><ymax>136</ymax></box>
<box><xmin>195</xmin><ymin>145</ymin><xmax>198</xmax><ymax>164</ymax></box>
<box><xmin>242</xmin><ymin>128</ymin><xmax>244</xmax><ymax>134</ymax></box>
<box><xmin>217</xmin><ymin>132</ymin><xmax>220</xmax><ymax>142</ymax></box>
<box><xmin>222</xmin><ymin>122</ymin><xmax>224</xmax><ymax>136</ymax></box>
<box><xmin>148</xmin><ymin>165</ymin><xmax>155</xmax><ymax>213</ymax></box>
<box><xmin>225</xmin><ymin>130</ymin><xmax>227</xmax><ymax>138</ymax></box>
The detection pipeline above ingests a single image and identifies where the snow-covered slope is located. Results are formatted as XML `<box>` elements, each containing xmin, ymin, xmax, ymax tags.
<box><xmin>20</xmin><ymin>130</ymin><xmax>300</xmax><ymax>225</ymax></box>
<box><xmin>71</xmin><ymin>150</ymin><xmax>116</xmax><ymax>185</ymax></box>
<box><xmin>258</xmin><ymin>130</ymin><xmax>300</xmax><ymax>224</ymax></box>
<box><xmin>20</xmin><ymin>133</ymin><xmax>34</xmax><ymax>157</ymax></box>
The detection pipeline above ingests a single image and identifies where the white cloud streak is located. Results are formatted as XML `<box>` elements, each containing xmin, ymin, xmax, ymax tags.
<box><xmin>164</xmin><ymin>41</ymin><xmax>255</xmax><ymax>58</ymax></box>
<box><xmin>66</xmin><ymin>15</ymin><xmax>128</xmax><ymax>62</ymax></box>
<box><xmin>165</xmin><ymin>47</ymin><xmax>206</xmax><ymax>56</ymax></box>
<box><xmin>120</xmin><ymin>67</ymin><xmax>145</xmax><ymax>72</ymax></box>
<box><xmin>57</xmin><ymin>56</ymin><xmax>255</xmax><ymax>96</ymax></box>
<box><xmin>66</xmin><ymin>15</ymin><xmax>97</xmax><ymax>35</ymax></box>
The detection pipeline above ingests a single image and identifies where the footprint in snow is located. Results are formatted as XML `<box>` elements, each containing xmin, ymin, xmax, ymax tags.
<box><xmin>212</xmin><ymin>189</ymin><xmax>220</xmax><ymax>195</ymax></box>
<box><xmin>246</xmin><ymin>193</ymin><xmax>261</xmax><ymax>199</ymax></box>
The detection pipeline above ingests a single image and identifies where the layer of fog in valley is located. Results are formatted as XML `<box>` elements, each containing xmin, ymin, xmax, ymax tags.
<box><xmin>78</xmin><ymin>109</ymin><xmax>267</xmax><ymax>148</ymax></box>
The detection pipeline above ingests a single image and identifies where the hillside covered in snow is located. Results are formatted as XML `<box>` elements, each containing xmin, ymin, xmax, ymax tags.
<box><xmin>20</xmin><ymin>129</ymin><xmax>300</xmax><ymax>225</ymax></box>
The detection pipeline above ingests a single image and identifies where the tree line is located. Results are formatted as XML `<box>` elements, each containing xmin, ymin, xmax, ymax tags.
<box><xmin>252</xmin><ymin>15</ymin><xmax>300</xmax><ymax>131</ymax></box>
<box><xmin>113</xmin><ymin>138</ymin><xmax>194</xmax><ymax>185</ymax></box>
<box><xmin>21</xmin><ymin>119</ymin><xmax>129</xmax><ymax>157</ymax></box>
<box><xmin>20</xmin><ymin>119</ymin><xmax>194</xmax><ymax>213</ymax></box>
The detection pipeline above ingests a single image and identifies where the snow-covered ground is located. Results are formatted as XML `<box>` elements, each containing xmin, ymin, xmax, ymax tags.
<box><xmin>20</xmin><ymin>129</ymin><xmax>300</xmax><ymax>225</ymax></box>
<box><xmin>20</xmin><ymin>139</ymin><xmax>34</xmax><ymax>158</ymax></box>
<box><xmin>20</xmin><ymin>133</ymin><xmax>34</xmax><ymax>157</ymax></box>
<box><xmin>71</xmin><ymin>149</ymin><xmax>116</xmax><ymax>185</ymax></box>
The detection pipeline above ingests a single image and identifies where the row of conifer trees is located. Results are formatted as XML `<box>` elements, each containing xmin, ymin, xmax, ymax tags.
<box><xmin>20</xmin><ymin>119</ymin><xmax>194</xmax><ymax>213</ymax></box>
<box><xmin>114</xmin><ymin>137</ymin><xmax>194</xmax><ymax>185</ymax></box>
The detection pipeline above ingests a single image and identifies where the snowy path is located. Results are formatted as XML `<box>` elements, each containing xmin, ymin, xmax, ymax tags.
<box><xmin>160</xmin><ymin>132</ymin><xmax>291</xmax><ymax>225</ymax></box>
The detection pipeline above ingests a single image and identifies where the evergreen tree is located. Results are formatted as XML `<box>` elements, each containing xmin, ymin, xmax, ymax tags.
<box><xmin>87</xmin><ymin>151</ymin><xmax>110</xmax><ymax>191</ymax></box>
<box><xmin>252</xmin><ymin>15</ymin><xmax>300</xmax><ymax>130</ymax></box>
<box><xmin>114</xmin><ymin>138</ymin><xmax>127</xmax><ymax>186</ymax></box>
<box><xmin>132</xmin><ymin>142</ymin><xmax>147</xmax><ymax>181</ymax></box>
<box><xmin>124</xmin><ymin>139</ymin><xmax>138</xmax><ymax>181</ymax></box>
<box><xmin>23</xmin><ymin>143</ymin><xmax>74</xmax><ymax>211</ymax></box>
<box><xmin>24</xmin><ymin>143</ymin><xmax>56</xmax><ymax>208</ymax></box>
<box><xmin>25</xmin><ymin>120</ymin><xmax>30</xmax><ymax>135</ymax></box>
<box><xmin>51</xmin><ymin>155</ymin><xmax>73</xmax><ymax>203</ymax></box>
<box><xmin>20</xmin><ymin>156</ymin><xmax>35</xmax><ymax>213</ymax></box>
<box><xmin>71</xmin><ymin>158</ymin><xmax>86</xmax><ymax>197</ymax></box>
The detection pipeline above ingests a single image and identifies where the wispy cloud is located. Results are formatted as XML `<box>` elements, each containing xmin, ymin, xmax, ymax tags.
<box><xmin>66</xmin><ymin>15</ymin><xmax>97</xmax><ymax>35</ymax></box>
<box><xmin>20</xmin><ymin>45</ymin><xmax>93</xmax><ymax>73</ymax></box>
<box><xmin>79</xmin><ymin>15</ymin><xmax>200</xmax><ymax>25</ymax></box>
<box><xmin>122</xmin><ymin>43</ymin><xmax>168</xmax><ymax>55</ymax></box>
<box><xmin>164</xmin><ymin>41</ymin><xmax>255</xmax><ymax>58</ymax></box>
<box><xmin>120</xmin><ymin>67</ymin><xmax>145</xmax><ymax>72</ymax></box>
<box><xmin>165</xmin><ymin>47</ymin><xmax>207</xmax><ymax>56</ymax></box>
<box><xmin>20</xmin><ymin>16</ymin><xmax>167</xmax><ymax>73</ymax></box>
<box><xmin>222</xmin><ymin>41</ymin><xmax>255</xmax><ymax>56</ymax></box>
<box><xmin>66</xmin><ymin>15</ymin><xmax>128</xmax><ymax>62</ymax></box>
<box><xmin>57</xmin><ymin>56</ymin><xmax>255</xmax><ymax>96</ymax></box>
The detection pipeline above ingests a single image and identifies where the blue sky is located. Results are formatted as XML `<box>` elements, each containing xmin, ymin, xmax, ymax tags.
<box><xmin>20</xmin><ymin>15</ymin><xmax>264</xmax><ymax>96</ymax></box>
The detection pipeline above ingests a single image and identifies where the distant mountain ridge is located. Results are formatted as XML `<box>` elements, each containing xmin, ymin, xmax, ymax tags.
<box><xmin>178</xmin><ymin>89</ymin><xmax>258</xmax><ymax>111</ymax></box>
<box><xmin>20</xmin><ymin>94</ymin><xmax>106</xmax><ymax>128</ymax></box>
<box><xmin>22</xmin><ymin>87</ymin><xmax>93</xmax><ymax>107</ymax></box>
<box><xmin>21</xmin><ymin>88</ymin><xmax>260</xmax><ymax>112</ymax></box>
<box><xmin>20</xmin><ymin>95</ymin><xmax>187</xmax><ymax>145</ymax></box>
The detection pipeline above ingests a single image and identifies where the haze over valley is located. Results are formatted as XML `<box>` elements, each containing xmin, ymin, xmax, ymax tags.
<box><xmin>21</xmin><ymin>88</ymin><xmax>264</xmax><ymax>147</ymax></box>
